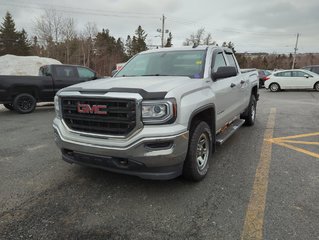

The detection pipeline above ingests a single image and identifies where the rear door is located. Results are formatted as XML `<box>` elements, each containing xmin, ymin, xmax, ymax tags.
<box><xmin>52</xmin><ymin>65</ymin><xmax>80</xmax><ymax>93</ymax></box>
<box><xmin>274</xmin><ymin>71</ymin><xmax>292</xmax><ymax>89</ymax></box>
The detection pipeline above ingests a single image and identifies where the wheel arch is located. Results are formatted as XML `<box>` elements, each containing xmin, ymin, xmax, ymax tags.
<box><xmin>187</xmin><ymin>104</ymin><xmax>216</xmax><ymax>152</ymax></box>
<box><xmin>9</xmin><ymin>85</ymin><xmax>40</xmax><ymax>100</ymax></box>
<box><xmin>269</xmin><ymin>82</ymin><xmax>281</xmax><ymax>91</ymax></box>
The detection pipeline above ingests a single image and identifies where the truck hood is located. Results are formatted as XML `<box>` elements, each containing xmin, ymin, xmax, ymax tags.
<box><xmin>65</xmin><ymin>76</ymin><xmax>197</xmax><ymax>93</ymax></box>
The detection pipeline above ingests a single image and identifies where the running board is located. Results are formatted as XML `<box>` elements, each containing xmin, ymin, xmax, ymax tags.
<box><xmin>216</xmin><ymin>119</ymin><xmax>245</xmax><ymax>145</ymax></box>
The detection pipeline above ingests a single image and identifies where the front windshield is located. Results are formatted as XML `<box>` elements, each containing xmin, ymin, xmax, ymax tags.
<box><xmin>115</xmin><ymin>50</ymin><xmax>206</xmax><ymax>79</ymax></box>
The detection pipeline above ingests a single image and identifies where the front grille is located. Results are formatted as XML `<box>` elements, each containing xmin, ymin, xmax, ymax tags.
<box><xmin>61</xmin><ymin>97</ymin><xmax>137</xmax><ymax>136</ymax></box>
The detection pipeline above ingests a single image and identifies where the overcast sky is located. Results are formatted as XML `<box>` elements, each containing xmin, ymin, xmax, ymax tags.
<box><xmin>1</xmin><ymin>0</ymin><xmax>319</xmax><ymax>53</ymax></box>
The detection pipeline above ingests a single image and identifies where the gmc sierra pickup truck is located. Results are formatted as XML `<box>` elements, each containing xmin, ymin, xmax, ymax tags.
<box><xmin>53</xmin><ymin>46</ymin><xmax>259</xmax><ymax>181</ymax></box>
<box><xmin>0</xmin><ymin>64</ymin><xmax>98</xmax><ymax>113</ymax></box>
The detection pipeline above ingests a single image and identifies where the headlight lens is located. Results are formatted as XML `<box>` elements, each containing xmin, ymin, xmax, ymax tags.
<box><xmin>142</xmin><ymin>99</ymin><xmax>176</xmax><ymax>124</ymax></box>
<box><xmin>54</xmin><ymin>95</ymin><xmax>61</xmax><ymax>118</ymax></box>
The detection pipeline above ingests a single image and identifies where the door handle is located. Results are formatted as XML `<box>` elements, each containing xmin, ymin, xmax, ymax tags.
<box><xmin>240</xmin><ymin>80</ymin><xmax>246</xmax><ymax>84</ymax></box>
<box><xmin>230</xmin><ymin>83</ymin><xmax>236</xmax><ymax>88</ymax></box>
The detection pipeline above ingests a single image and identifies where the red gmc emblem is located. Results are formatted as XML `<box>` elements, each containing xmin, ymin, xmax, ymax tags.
<box><xmin>77</xmin><ymin>103</ymin><xmax>107</xmax><ymax>115</ymax></box>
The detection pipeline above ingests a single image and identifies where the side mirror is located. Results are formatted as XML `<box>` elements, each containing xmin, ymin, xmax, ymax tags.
<box><xmin>45</xmin><ymin>72</ymin><xmax>52</xmax><ymax>77</ymax></box>
<box><xmin>92</xmin><ymin>72</ymin><xmax>98</xmax><ymax>80</ymax></box>
<box><xmin>111</xmin><ymin>70</ymin><xmax>118</xmax><ymax>77</ymax></box>
<box><xmin>304</xmin><ymin>74</ymin><xmax>309</xmax><ymax>78</ymax></box>
<box><xmin>212</xmin><ymin>66</ymin><xmax>237</xmax><ymax>81</ymax></box>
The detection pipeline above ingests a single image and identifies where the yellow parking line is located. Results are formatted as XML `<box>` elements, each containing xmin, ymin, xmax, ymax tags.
<box><xmin>272</xmin><ymin>132</ymin><xmax>319</xmax><ymax>140</ymax></box>
<box><xmin>274</xmin><ymin>140</ymin><xmax>319</xmax><ymax>146</ymax></box>
<box><xmin>272</xmin><ymin>141</ymin><xmax>319</xmax><ymax>159</ymax></box>
<box><xmin>241</xmin><ymin>108</ymin><xmax>276</xmax><ymax>240</ymax></box>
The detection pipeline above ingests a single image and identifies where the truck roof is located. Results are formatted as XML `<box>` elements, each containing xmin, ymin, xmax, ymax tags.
<box><xmin>140</xmin><ymin>45</ymin><xmax>232</xmax><ymax>54</ymax></box>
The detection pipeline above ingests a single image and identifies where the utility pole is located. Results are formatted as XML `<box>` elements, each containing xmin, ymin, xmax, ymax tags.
<box><xmin>161</xmin><ymin>14</ymin><xmax>166</xmax><ymax>48</ymax></box>
<box><xmin>156</xmin><ymin>15</ymin><xmax>169</xmax><ymax>48</ymax></box>
<box><xmin>292</xmin><ymin>33</ymin><xmax>300</xmax><ymax>69</ymax></box>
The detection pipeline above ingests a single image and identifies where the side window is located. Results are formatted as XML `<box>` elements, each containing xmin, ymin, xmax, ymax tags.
<box><xmin>225</xmin><ymin>53</ymin><xmax>238</xmax><ymax>72</ymax></box>
<box><xmin>292</xmin><ymin>71</ymin><xmax>306</xmax><ymax>77</ymax></box>
<box><xmin>77</xmin><ymin>67</ymin><xmax>95</xmax><ymax>79</ymax></box>
<box><xmin>55</xmin><ymin>66</ymin><xmax>77</xmax><ymax>78</ymax></box>
<box><xmin>39</xmin><ymin>67</ymin><xmax>46</xmax><ymax>76</ymax></box>
<box><xmin>39</xmin><ymin>66</ymin><xmax>52</xmax><ymax>76</ymax></box>
<box><xmin>283</xmin><ymin>71</ymin><xmax>292</xmax><ymax>77</ymax></box>
<box><xmin>212</xmin><ymin>52</ymin><xmax>227</xmax><ymax>72</ymax></box>
<box><xmin>275</xmin><ymin>72</ymin><xmax>291</xmax><ymax>77</ymax></box>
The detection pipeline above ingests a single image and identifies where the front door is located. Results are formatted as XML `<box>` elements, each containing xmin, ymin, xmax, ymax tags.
<box><xmin>210</xmin><ymin>50</ymin><xmax>241</xmax><ymax>131</ymax></box>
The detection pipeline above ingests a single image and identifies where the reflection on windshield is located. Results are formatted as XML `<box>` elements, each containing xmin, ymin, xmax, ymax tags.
<box><xmin>116</xmin><ymin>50</ymin><xmax>206</xmax><ymax>79</ymax></box>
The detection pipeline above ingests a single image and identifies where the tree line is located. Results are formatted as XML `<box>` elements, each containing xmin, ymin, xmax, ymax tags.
<box><xmin>0</xmin><ymin>10</ymin><xmax>151</xmax><ymax>75</ymax></box>
<box><xmin>0</xmin><ymin>11</ymin><xmax>317</xmax><ymax>75</ymax></box>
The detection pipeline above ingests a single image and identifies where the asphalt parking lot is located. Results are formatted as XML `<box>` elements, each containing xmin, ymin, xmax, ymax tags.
<box><xmin>0</xmin><ymin>89</ymin><xmax>318</xmax><ymax>240</ymax></box>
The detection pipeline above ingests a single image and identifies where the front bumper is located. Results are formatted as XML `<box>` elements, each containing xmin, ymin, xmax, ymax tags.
<box><xmin>53</xmin><ymin>118</ymin><xmax>189</xmax><ymax>180</ymax></box>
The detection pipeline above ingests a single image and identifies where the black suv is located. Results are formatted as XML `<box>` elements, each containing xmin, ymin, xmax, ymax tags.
<box><xmin>302</xmin><ymin>65</ymin><xmax>319</xmax><ymax>75</ymax></box>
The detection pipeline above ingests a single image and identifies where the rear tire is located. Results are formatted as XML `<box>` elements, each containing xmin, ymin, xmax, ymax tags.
<box><xmin>241</xmin><ymin>95</ymin><xmax>257</xmax><ymax>126</ymax></box>
<box><xmin>13</xmin><ymin>93</ymin><xmax>36</xmax><ymax>114</ymax></box>
<box><xmin>183</xmin><ymin>121</ymin><xmax>212</xmax><ymax>181</ymax></box>
<box><xmin>3</xmin><ymin>103</ymin><xmax>14</xmax><ymax>111</ymax></box>
<box><xmin>269</xmin><ymin>83</ymin><xmax>280</xmax><ymax>92</ymax></box>
<box><xmin>314</xmin><ymin>82</ymin><xmax>319</xmax><ymax>92</ymax></box>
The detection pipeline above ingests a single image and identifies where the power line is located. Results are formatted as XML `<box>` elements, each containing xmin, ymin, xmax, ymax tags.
<box><xmin>5</xmin><ymin>0</ymin><xmax>162</xmax><ymax>17</ymax></box>
<box><xmin>2</xmin><ymin>2</ymin><xmax>160</xmax><ymax>19</ymax></box>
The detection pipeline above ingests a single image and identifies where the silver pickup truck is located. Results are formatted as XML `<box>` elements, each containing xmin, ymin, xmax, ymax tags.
<box><xmin>53</xmin><ymin>46</ymin><xmax>258</xmax><ymax>181</ymax></box>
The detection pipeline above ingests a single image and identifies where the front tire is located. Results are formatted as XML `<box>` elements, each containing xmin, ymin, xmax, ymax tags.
<box><xmin>13</xmin><ymin>93</ymin><xmax>36</xmax><ymax>114</ymax></box>
<box><xmin>269</xmin><ymin>83</ymin><xmax>280</xmax><ymax>92</ymax></box>
<box><xmin>183</xmin><ymin>121</ymin><xmax>212</xmax><ymax>181</ymax></box>
<box><xmin>3</xmin><ymin>103</ymin><xmax>14</xmax><ymax>111</ymax></box>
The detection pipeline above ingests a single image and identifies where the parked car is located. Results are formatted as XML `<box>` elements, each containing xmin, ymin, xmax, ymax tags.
<box><xmin>258</xmin><ymin>69</ymin><xmax>272</xmax><ymax>88</ymax></box>
<box><xmin>0</xmin><ymin>64</ymin><xmax>98</xmax><ymax>113</ymax></box>
<box><xmin>53</xmin><ymin>46</ymin><xmax>259</xmax><ymax>181</ymax></box>
<box><xmin>264</xmin><ymin>69</ymin><xmax>319</xmax><ymax>92</ymax></box>
<box><xmin>302</xmin><ymin>65</ymin><xmax>319</xmax><ymax>75</ymax></box>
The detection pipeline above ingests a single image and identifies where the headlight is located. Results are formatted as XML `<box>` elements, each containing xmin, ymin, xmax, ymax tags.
<box><xmin>142</xmin><ymin>99</ymin><xmax>177</xmax><ymax>124</ymax></box>
<box><xmin>54</xmin><ymin>95</ymin><xmax>61</xmax><ymax>119</ymax></box>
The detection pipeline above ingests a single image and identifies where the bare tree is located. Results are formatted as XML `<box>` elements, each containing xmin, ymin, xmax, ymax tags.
<box><xmin>183</xmin><ymin>28</ymin><xmax>215</xmax><ymax>46</ymax></box>
<box><xmin>80</xmin><ymin>22</ymin><xmax>98</xmax><ymax>66</ymax></box>
<box><xmin>34</xmin><ymin>9</ymin><xmax>64</xmax><ymax>46</ymax></box>
<box><xmin>61</xmin><ymin>18</ymin><xmax>76</xmax><ymax>63</ymax></box>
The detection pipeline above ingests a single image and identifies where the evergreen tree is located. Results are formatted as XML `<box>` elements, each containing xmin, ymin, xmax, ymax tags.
<box><xmin>131</xmin><ymin>25</ymin><xmax>147</xmax><ymax>55</ymax></box>
<box><xmin>0</xmin><ymin>12</ymin><xmax>30</xmax><ymax>56</ymax></box>
<box><xmin>16</xmin><ymin>29</ymin><xmax>31</xmax><ymax>55</ymax></box>
<box><xmin>165</xmin><ymin>32</ymin><xmax>173</xmax><ymax>47</ymax></box>
<box><xmin>0</xmin><ymin>11</ymin><xmax>19</xmax><ymax>55</ymax></box>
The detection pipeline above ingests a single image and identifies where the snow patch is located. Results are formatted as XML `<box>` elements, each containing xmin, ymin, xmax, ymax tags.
<box><xmin>0</xmin><ymin>55</ymin><xmax>61</xmax><ymax>76</ymax></box>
